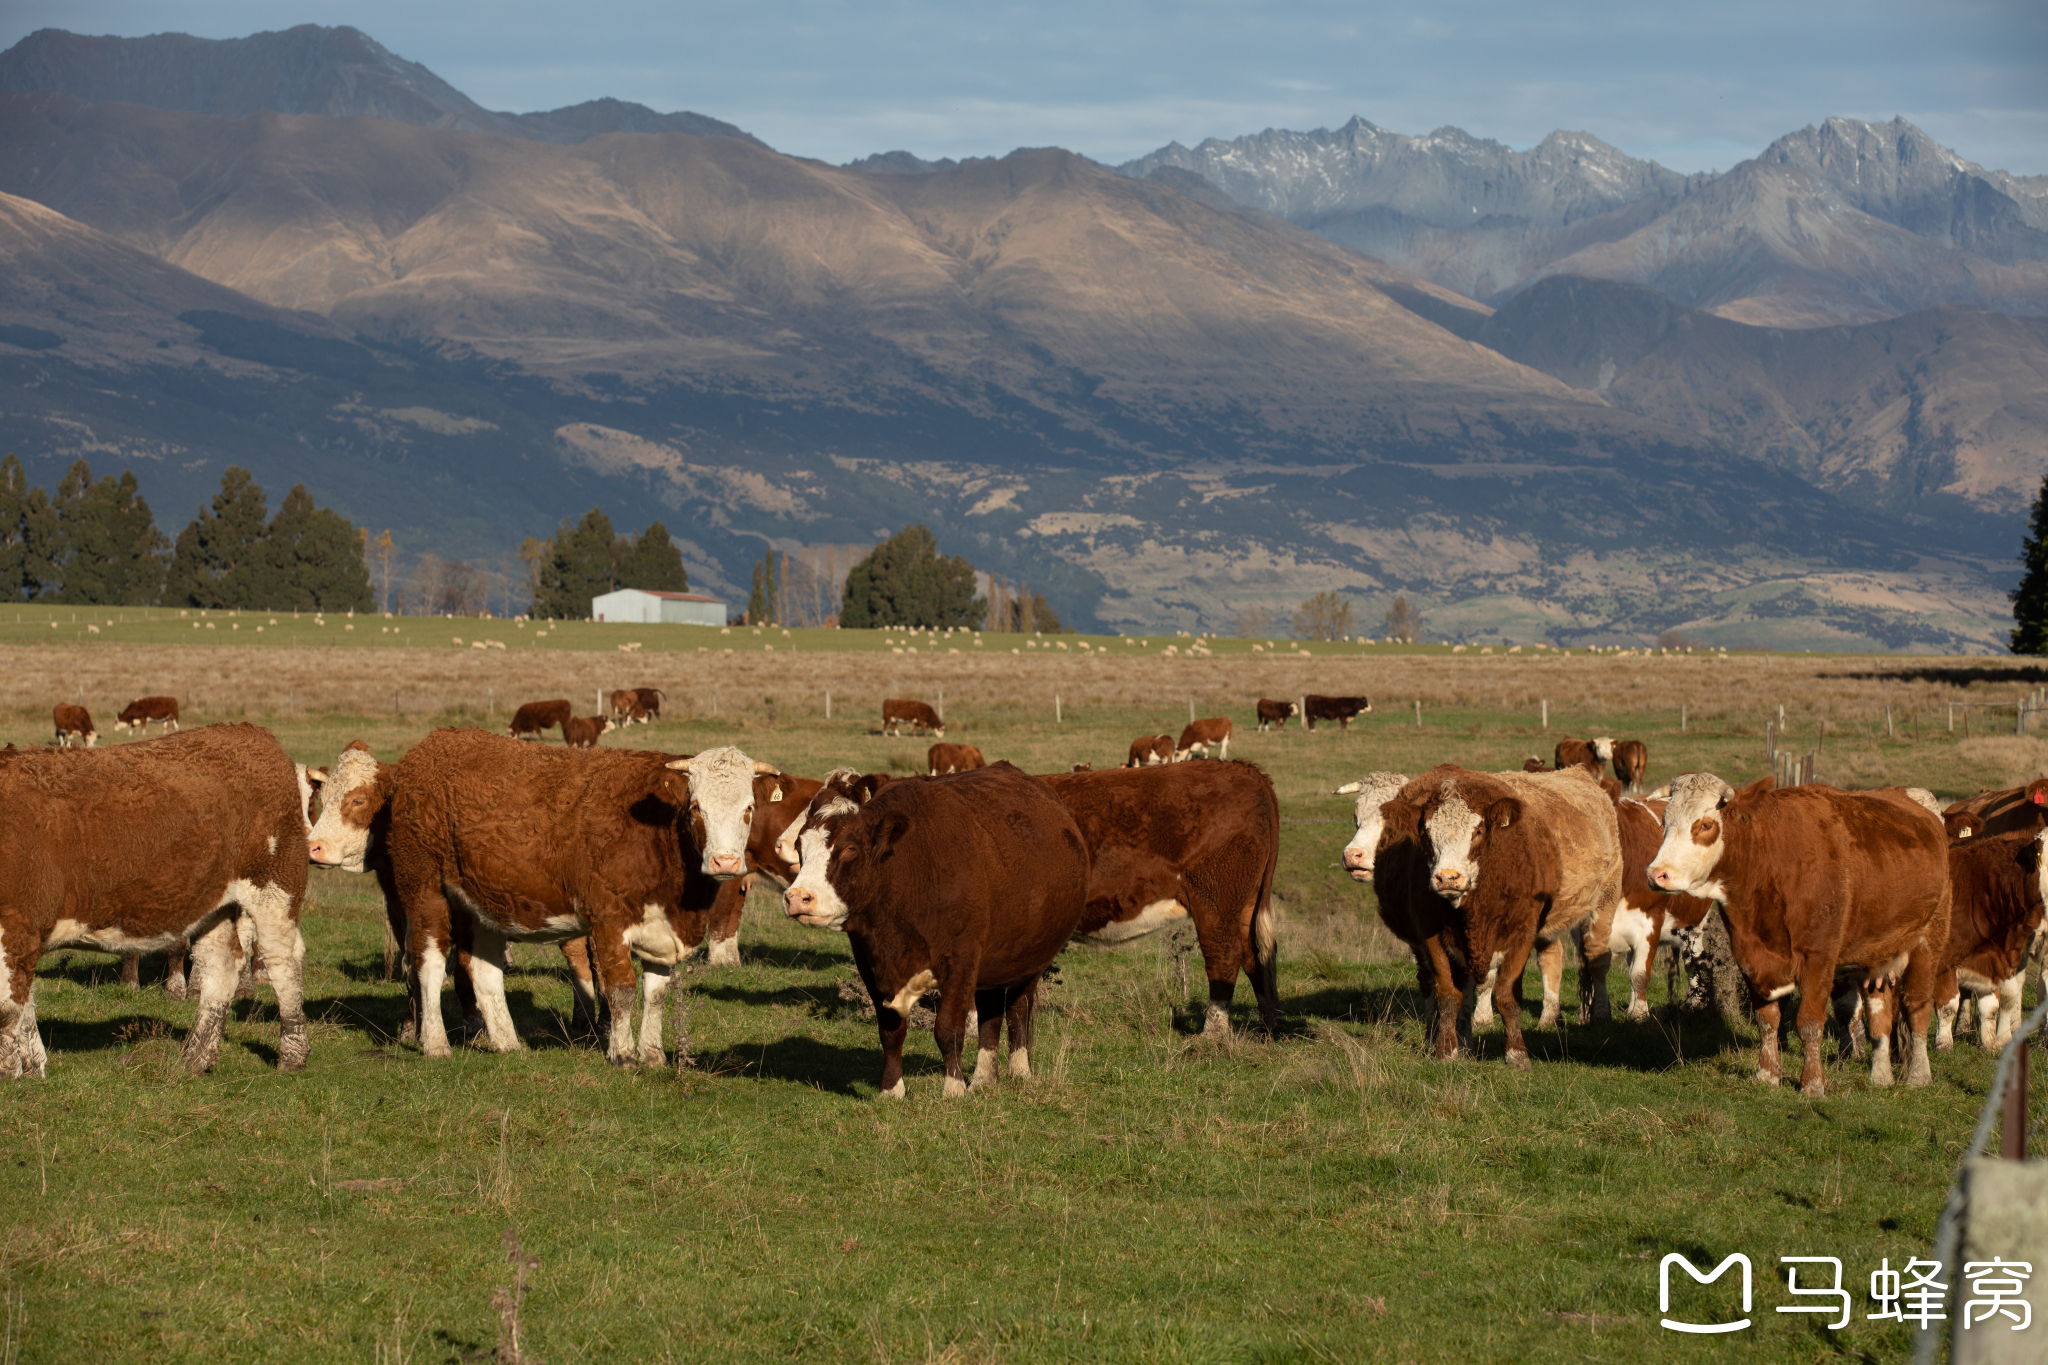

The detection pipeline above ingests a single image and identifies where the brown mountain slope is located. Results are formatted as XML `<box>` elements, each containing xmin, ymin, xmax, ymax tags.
<box><xmin>0</xmin><ymin>90</ymin><xmax>1698</xmax><ymax>464</ymax></box>
<box><xmin>1476</xmin><ymin>276</ymin><xmax>2048</xmax><ymax>516</ymax></box>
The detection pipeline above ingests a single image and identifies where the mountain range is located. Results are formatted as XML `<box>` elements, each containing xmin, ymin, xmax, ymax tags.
<box><xmin>0</xmin><ymin>23</ymin><xmax>2042</xmax><ymax>650</ymax></box>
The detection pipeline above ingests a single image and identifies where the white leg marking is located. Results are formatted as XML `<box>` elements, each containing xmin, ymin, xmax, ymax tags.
<box><xmin>416</xmin><ymin>941</ymin><xmax>452</xmax><ymax>1058</ymax></box>
<box><xmin>972</xmin><ymin>1047</ymin><xmax>999</xmax><ymax>1085</ymax></box>
<box><xmin>1009</xmin><ymin>1045</ymin><xmax>1031</xmax><ymax>1079</ymax></box>
<box><xmin>942</xmin><ymin>1075</ymin><xmax>968</xmax><ymax>1098</ymax></box>
<box><xmin>706</xmin><ymin>935</ymin><xmax>741</xmax><ymax>967</ymax></box>
<box><xmin>638</xmin><ymin>961</ymin><xmax>673</xmax><ymax>1065</ymax></box>
<box><xmin>466</xmin><ymin>929</ymin><xmax>524</xmax><ymax>1054</ymax></box>
<box><xmin>879</xmin><ymin>1078</ymin><xmax>906</xmax><ymax>1099</ymax></box>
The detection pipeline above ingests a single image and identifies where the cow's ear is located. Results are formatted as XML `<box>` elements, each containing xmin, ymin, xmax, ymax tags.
<box><xmin>1487</xmin><ymin>796</ymin><xmax>1524</xmax><ymax>830</ymax></box>
<box><xmin>858</xmin><ymin>774</ymin><xmax>893</xmax><ymax>802</ymax></box>
<box><xmin>768</xmin><ymin>785</ymin><xmax>784</xmax><ymax>803</ymax></box>
<box><xmin>345</xmin><ymin>739</ymin><xmax>371</xmax><ymax>753</ymax></box>
<box><xmin>2030</xmin><ymin>778</ymin><xmax>2048</xmax><ymax>806</ymax></box>
<box><xmin>1731</xmin><ymin>778</ymin><xmax>1765</xmax><ymax>803</ymax></box>
<box><xmin>873</xmin><ymin>810</ymin><xmax>912</xmax><ymax>854</ymax></box>
<box><xmin>1949</xmin><ymin>812</ymin><xmax>1982</xmax><ymax>840</ymax></box>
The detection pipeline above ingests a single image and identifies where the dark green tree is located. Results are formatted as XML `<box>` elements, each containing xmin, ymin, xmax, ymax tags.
<box><xmin>2013</xmin><ymin>472</ymin><xmax>2048</xmax><ymax>655</ymax></box>
<box><xmin>52</xmin><ymin>460</ymin><xmax>168</xmax><ymax>605</ymax></box>
<box><xmin>746</xmin><ymin>547</ymin><xmax>778</xmax><ymax>625</ymax></box>
<box><xmin>264</xmin><ymin>484</ymin><xmax>374</xmax><ymax>612</ymax></box>
<box><xmin>616</xmin><ymin>520</ymin><xmax>689</xmax><ymax>593</ymax></box>
<box><xmin>839</xmin><ymin>524</ymin><xmax>984</xmax><ymax>629</ymax></box>
<box><xmin>0</xmin><ymin>454</ymin><xmax>61</xmax><ymax>602</ymax></box>
<box><xmin>530</xmin><ymin>508</ymin><xmax>618</xmax><ymax>619</ymax></box>
<box><xmin>163</xmin><ymin>467</ymin><xmax>271</xmax><ymax>608</ymax></box>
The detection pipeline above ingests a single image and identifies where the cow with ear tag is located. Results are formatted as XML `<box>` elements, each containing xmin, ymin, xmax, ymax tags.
<box><xmin>1649</xmin><ymin>772</ymin><xmax>1951</xmax><ymax>1098</ymax></box>
<box><xmin>782</xmin><ymin>763</ymin><xmax>1089</xmax><ymax>1098</ymax></box>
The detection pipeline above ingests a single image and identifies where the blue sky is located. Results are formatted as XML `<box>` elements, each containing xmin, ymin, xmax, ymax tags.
<box><xmin>5</xmin><ymin>1</ymin><xmax>2044</xmax><ymax>174</ymax></box>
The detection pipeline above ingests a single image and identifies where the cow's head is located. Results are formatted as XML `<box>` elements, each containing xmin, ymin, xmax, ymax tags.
<box><xmin>775</xmin><ymin>768</ymin><xmax>887</xmax><ymax>871</ymax></box>
<box><xmin>1946</xmin><ymin>810</ymin><xmax>1982</xmax><ymax>841</ymax></box>
<box><xmin>1648</xmin><ymin>772</ymin><xmax>1738</xmax><ymax>900</ymax></box>
<box><xmin>748</xmin><ymin>772</ymin><xmax>819</xmax><ymax>887</ymax></box>
<box><xmin>1591</xmin><ymin>737</ymin><xmax>1615</xmax><ymax>763</ymax></box>
<box><xmin>781</xmin><ymin>776</ymin><xmax>909</xmax><ymax>931</ymax></box>
<box><xmin>1424</xmin><ymin>778</ymin><xmax>1521</xmax><ymax>902</ymax></box>
<box><xmin>664</xmin><ymin>746</ymin><xmax>778</xmax><ymax>878</ymax></box>
<box><xmin>1338</xmin><ymin>772</ymin><xmax>1410</xmax><ymax>881</ymax></box>
<box><xmin>307</xmin><ymin>741</ymin><xmax>385</xmax><ymax>871</ymax></box>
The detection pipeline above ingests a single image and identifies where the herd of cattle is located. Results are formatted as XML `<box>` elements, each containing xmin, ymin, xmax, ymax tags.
<box><xmin>5</xmin><ymin>692</ymin><xmax>2044</xmax><ymax>1102</ymax></box>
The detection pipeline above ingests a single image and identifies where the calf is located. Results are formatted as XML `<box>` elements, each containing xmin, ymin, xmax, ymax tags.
<box><xmin>1</xmin><ymin>724</ymin><xmax>309</xmax><ymax>1077</ymax></box>
<box><xmin>1407</xmin><ymin>764</ymin><xmax>1623</xmax><ymax>1068</ymax></box>
<box><xmin>52</xmin><ymin>703</ymin><xmax>96</xmax><ymax>748</ymax></box>
<box><xmin>1553</xmin><ymin>736</ymin><xmax>1612</xmax><ymax>775</ymax></box>
<box><xmin>561</xmin><ymin>715</ymin><xmax>616</xmax><ymax>748</ymax></box>
<box><xmin>782</xmin><ymin>764</ymin><xmax>1089</xmax><ymax>1096</ymax></box>
<box><xmin>1042</xmin><ymin>762</ymin><xmax>1281</xmax><ymax>1036</ymax></box>
<box><xmin>1341</xmin><ymin>771</ymin><xmax>1471</xmax><ymax>1056</ymax></box>
<box><xmin>113</xmin><ymin>695</ymin><xmax>180</xmax><ymax>734</ymax></box>
<box><xmin>609</xmin><ymin>687</ymin><xmax>666</xmax><ymax>724</ymax></box>
<box><xmin>371</xmin><ymin>732</ymin><xmax>772</xmax><ymax>1061</ymax></box>
<box><xmin>1649</xmin><ymin>774</ymin><xmax>1952</xmax><ymax>1096</ymax></box>
<box><xmin>1303</xmin><ymin>694</ymin><xmax>1372</xmax><ymax>731</ymax></box>
<box><xmin>1255</xmin><ymin>699</ymin><xmax>1299</xmax><ymax>731</ymax></box>
<box><xmin>508</xmin><ymin>698</ymin><xmax>573</xmax><ymax>740</ymax></box>
<box><xmin>881</xmin><ymin>698</ymin><xmax>944</xmax><ymax>738</ymax></box>
<box><xmin>1125</xmin><ymin>734</ymin><xmax>1173</xmax><ymax>767</ymax></box>
<box><xmin>1943</xmin><ymin>780</ymin><xmax>2048</xmax><ymax>840</ymax></box>
<box><xmin>1611</xmin><ymin>739</ymin><xmax>1649</xmax><ymax>794</ymax></box>
<box><xmin>927</xmin><ymin>743</ymin><xmax>986</xmax><ymax>775</ymax></box>
<box><xmin>1174</xmin><ymin>717</ymin><xmax>1232</xmax><ymax>761</ymax></box>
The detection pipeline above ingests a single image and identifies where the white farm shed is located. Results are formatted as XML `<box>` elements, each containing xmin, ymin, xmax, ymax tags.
<box><xmin>591</xmin><ymin>588</ymin><xmax>727</xmax><ymax>626</ymax></box>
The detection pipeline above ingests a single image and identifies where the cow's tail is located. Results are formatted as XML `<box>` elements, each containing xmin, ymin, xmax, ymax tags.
<box><xmin>1248</xmin><ymin>784</ymin><xmax>1282</xmax><ymax>1036</ymax></box>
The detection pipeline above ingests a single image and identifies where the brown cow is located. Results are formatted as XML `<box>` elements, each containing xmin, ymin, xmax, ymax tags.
<box><xmin>561</xmin><ymin>715</ymin><xmax>616</xmax><ymax>748</ymax></box>
<box><xmin>1925</xmin><ymin>825</ymin><xmax>2046</xmax><ymax>1051</ymax></box>
<box><xmin>1573</xmin><ymin>796</ymin><xmax>1713</xmax><ymax>1023</ymax></box>
<box><xmin>1041</xmin><ymin>762</ymin><xmax>1281</xmax><ymax>1036</ymax></box>
<box><xmin>114</xmin><ymin>696</ymin><xmax>180</xmax><ymax>734</ymax></box>
<box><xmin>1125</xmin><ymin>734</ymin><xmax>1173</xmax><ymax>767</ymax></box>
<box><xmin>881</xmin><ymin>699</ymin><xmax>944</xmax><ymax>738</ymax></box>
<box><xmin>508</xmin><ymin>699</ymin><xmax>573</xmax><ymax>740</ymax></box>
<box><xmin>1340</xmin><ymin>771</ymin><xmax>1470</xmax><ymax>1057</ymax></box>
<box><xmin>927</xmin><ymin>743</ymin><xmax>986</xmax><ymax>775</ymax></box>
<box><xmin>52</xmin><ymin>703</ymin><xmax>96</xmax><ymax>748</ymax></box>
<box><xmin>1303</xmin><ymin>695</ymin><xmax>1372</xmax><ymax>731</ymax></box>
<box><xmin>1255</xmin><ymin>699</ymin><xmax>1299</xmax><ymax>731</ymax></box>
<box><xmin>1552</xmin><ymin>736</ymin><xmax>1612</xmax><ymax>775</ymax></box>
<box><xmin>1406</xmin><ymin>764</ymin><xmax>1623</xmax><ymax>1068</ymax></box>
<box><xmin>1611</xmin><ymin>739</ymin><xmax>1649</xmax><ymax>794</ymax></box>
<box><xmin>609</xmin><ymin>688</ymin><xmax>667</xmax><ymax>724</ymax></box>
<box><xmin>1943</xmin><ymin>780</ymin><xmax>2048</xmax><ymax>840</ymax></box>
<box><xmin>357</xmin><ymin>732</ymin><xmax>771</xmax><ymax>1061</ymax></box>
<box><xmin>1174</xmin><ymin>717</ymin><xmax>1232</xmax><ymax>761</ymax></box>
<box><xmin>782</xmin><ymin>763</ymin><xmax>1089</xmax><ymax>1097</ymax></box>
<box><xmin>1</xmin><ymin>724</ymin><xmax>310</xmax><ymax>1077</ymax></box>
<box><xmin>1649</xmin><ymin>774</ymin><xmax>1952</xmax><ymax>1096</ymax></box>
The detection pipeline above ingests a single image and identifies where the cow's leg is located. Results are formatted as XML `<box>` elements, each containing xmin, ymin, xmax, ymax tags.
<box><xmin>1754</xmin><ymin>993</ymin><xmax>1785</xmax><ymax>1086</ymax></box>
<box><xmin>1534</xmin><ymin>937</ymin><xmax>1566</xmax><ymax>1028</ymax></box>
<box><xmin>971</xmin><ymin>986</ymin><xmax>1006</xmax><ymax>1087</ymax></box>
<box><xmin>464</xmin><ymin>926</ymin><xmax>523</xmax><ymax>1053</ymax></box>
<box><xmin>1835</xmin><ymin>987</ymin><xmax>1867</xmax><ymax>1061</ymax></box>
<box><xmin>233</xmin><ymin>914</ymin><xmax>258</xmax><ymax>1000</ymax></box>
<box><xmin>588</xmin><ymin>933</ymin><xmax>642</xmax><ymax>1066</ymax></box>
<box><xmin>1898</xmin><ymin>943</ymin><xmax>1939</xmax><ymax>1089</ymax></box>
<box><xmin>1005</xmin><ymin>979</ymin><xmax>1038</xmax><ymax>1079</ymax></box>
<box><xmin>1493</xmin><ymin>937</ymin><xmax>1537</xmax><ymax>1070</ymax></box>
<box><xmin>5</xmin><ymin>991</ymin><xmax>45</xmax><ymax>1080</ymax></box>
<box><xmin>705</xmin><ymin>876</ymin><xmax>747</xmax><ymax>968</ymax></box>
<box><xmin>635</xmin><ymin>959</ymin><xmax>673</xmax><ymax>1066</ymax></box>
<box><xmin>560</xmin><ymin>938</ymin><xmax>601</xmax><ymax>1035</ymax></box>
<box><xmin>1</xmin><ymin>925</ymin><xmax>42</xmax><ymax>1078</ymax></box>
<box><xmin>1791</xmin><ymin>965</ymin><xmax>1842</xmax><ymax>1098</ymax></box>
<box><xmin>1625</xmin><ymin>917</ymin><xmax>1659</xmax><ymax>1022</ymax></box>
<box><xmin>1218</xmin><ymin>735</ymin><xmax>1230</xmax><ymax>760</ymax></box>
<box><xmin>241</xmin><ymin>881</ymin><xmax>309</xmax><ymax>1072</ymax></box>
<box><xmin>165</xmin><ymin>941</ymin><xmax>188</xmax><ymax>1000</ymax></box>
<box><xmin>1420</xmin><ymin>935</ymin><xmax>1465</xmax><ymax>1059</ymax></box>
<box><xmin>179</xmin><ymin>916</ymin><xmax>240</xmax><ymax>1074</ymax></box>
<box><xmin>1934</xmin><ymin>971</ymin><xmax>1960</xmax><ymax>1050</ymax></box>
<box><xmin>405</xmin><ymin>890</ymin><xmax>457</xmax><ymax>1059</ymax></box>
<box><xmin>120</xmin><ymin>953</ymin><xmax>141</xmax><ymax>989</ymax></box>
<box><xmin>933</xmin><ymin>976</ymin><xmax>975</xmax><ymax>1097</ymax></box>
<box><xmin>1995</xmin><ymin>973</ymin><xmax>2025</xmax><ymax>1050</ymax></box>
<box><xmin>1570</xmin><ymin>924</ymin><xmax>1613</xmax><ymax>1025</ymax></box>
<box><xmin>1863</xmin><ymin>982</ymin><xmax>1895</xmax><ymax>1088</ymax></box>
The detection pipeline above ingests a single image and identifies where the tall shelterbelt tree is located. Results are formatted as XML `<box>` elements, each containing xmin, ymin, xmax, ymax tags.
<box><xmin>530</xmin><ymin>510</ymin><xmax>689</xmax><ymax>618</ymax></box>
<box><xmin>617</xmin><ymin>521</ymin><xmax>689</xmax><ymax>593</ymax></box>
<box><xmin>840</xmin><ymin>524</ymin><xmax>984</xmax><ymax>629</ymax></box>
<box><xmin>0</xmin><ymin>453</ymin><xmax>62</xmax><ymax>601</ymax></box>
<box><xmin>263</xmin><ymin>484</ymin><xmax>374</xmax><ymax>611</ymax></box>
<box><xmin>163</xmin><ymin>466</ymin><xmax>272</xmax><ymax>608</ymax></box>
<box><xmin>51</xmin><ymin>461</ymin><xmax>168</xmax><ymax>605</ymax></box>
<box><xmin>2012</xmin><ymin>473</ymin><xmax>2048</xmax><ymax>655</ymax></box>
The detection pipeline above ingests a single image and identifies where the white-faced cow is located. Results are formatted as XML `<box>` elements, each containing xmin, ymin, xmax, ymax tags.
<box><xmin>609</xmin><ymin>687</ymin><xmax>667</xmax><ymax>724</ymax></box>
<box><xmin>1405</xmin><ymin>764</ymin><xmax>1623</xmax><ymax>1069</ymax></box>
<box><xmin>1174</xmin><ymin>717</ymin><xmax>1232</xmax><ymax>762</ymax></box>
<box><xmin>782</xmin><ymin>764</ymin><xmax>1089</xmax><ymax>1097</ymax></box>
<box><xmin>1553</xmin><ymin>736</ymin><xmax>1612</xmax><ymax>775</ymax></box>
<box><xmin>1125</xmin><ymin>734</ymin><xmax>1173</xmax><ymax>768</ymax></box>
<box><xmin>52</xmin><ymin>703</ymin><xmax>96</xmax><ymax>748</ymax></box>
<box><xmin>1648</xmin><ymin>774</ymin><xmax>1952</xmax><ymax>1097</ymax></box>
<box><xmin>1340</xmin><ymin>771</ymin><xmax>1472</xmax><ymax>1057</ymax></box>
<box><xmin>881</xmin><ymin>699</ymin><xmax>944</xmax><ymax>738</ymax></box>
<box><xmin>114</xmin><ymin>696</ymin><xmax>180</xmax><ymax>734</ymax></box>
<box><xmin>561</xmin><ymin>715</ymin><xmax>616</xmax><ymax>748</ymax></box>
<box><xmin>1</xmin><ymin>724</ymin><xmax>310</xmax><ymax>1077</ymax></box>
<box><xmin>927</xmin><ymin>743</ymin><xmax>986</xmax><ymax>775</ymax></box>
<box><xmin>1255</xmin><ymin>700</ymin><xmax>1299</xmax><ymax>731</ymax></box>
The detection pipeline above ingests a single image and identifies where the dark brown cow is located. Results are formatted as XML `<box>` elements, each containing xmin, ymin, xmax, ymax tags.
<box><xmin>697</xmin><ymin>771</ymin><xmax>825</xmax><ymax>968</ymax></box>
<box><xmin>1340</xmin><ymin>771</ymin><xmax>1468</xmax><ymax>1056</ymax></box>
<box><xmin>52</xmin><ymin>703</ymin><xmax>96</xmax><ymax>748</ymax></box>
<box><xmin>508</xmin><ymin>699</ymin><xmax>573</xmax><ymax>740</ymax></box>
<box><xmin>114</xmin><ymin>696</ymin><xmax>180</xmax><ymax>734</ymax></box>
<box><xmin>1611</xmin><ymin>739</ymin><xmax>1649</xmax><ymax>794</ymax></box>
<box><xmin>1925</xmin><ymin>825</ymin><xmax>2046</xmax><ymax>1051</ymax></box>
<box><xmin>561</xmin><ymin>715</ymin><xmax>616</xmax><ymax>748</ymax></box>
<box><xmin>1552</xmin><ymin>736</ymin><xmax>1612</xmax><ymax>775</ymax></box>
<box><xmin>1041</xmin><ymin>762</ymin><xmax>1281</xmax><ymax>1036</ymax></box>
<box><xmin>1174</xmin><ymin>717</ymin><xmax>1232</xmax><ymax>761</ymax></box>
<box><xmin>881</xmin><ymin>699</ymin><xmax>944</xmax><ymax>738</ymax></box>
<box><xmin>1649</xmin><ymin>774</ymin><xmax>1953</xmax><ymax>1096</ymax></box>
<box><xmin>927</xmin><ymin>743</ymin><xmax>986</xmax><ymax>775</ymax></box>
<box><xmin>782</xmin><ymin>763</ymin><xmax>1089</xmax><ymax>1097</ymax></box>
<box><xmin>609</xmin><ymin>687</ymin><xmax>667</xmax><ymax>724</ymax></box>
<box><xmin>1255</xmin><ymin>699</ymin><xmax>1299</xmax><ymax>731</ymax></box>
<box><xmin>1</xmin><ymin>724</ymin><xmax>310</xmax><ymax>1077</ymax></box>
<box><xmin>1125</xmin><ymin>734</ymin><xmax>1173</xmax><ymax>767</ymax></box>
<box><xmin>1943</xmin><ymin>780</ymin><xmax>2048</xmax><ymax>840</ymax></box>
<box><xmin>1303</xmin><ymin>694</ymin><xmax>1372</xmax><ymax>731</ymax></box>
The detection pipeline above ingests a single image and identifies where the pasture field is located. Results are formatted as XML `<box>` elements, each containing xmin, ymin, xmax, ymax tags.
<box><xmin>2</xmin><ymin>636</ymin><xmax>2043</xmax><ymax>1362</ymax></box>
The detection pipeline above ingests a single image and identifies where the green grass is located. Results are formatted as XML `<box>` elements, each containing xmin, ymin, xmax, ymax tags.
<box><xmin>0</xmin><ymin>680</ymin><xmax>2034</xmax><ymax>1362</ymax></box>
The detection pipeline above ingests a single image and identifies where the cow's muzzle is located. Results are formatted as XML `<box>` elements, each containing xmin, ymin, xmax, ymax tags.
<box><xmin>783</xmin><ymin>886</ymin><xmax>835</xmax><ymax>927</ymax></box>
<box><xmin>707</xmin><ymin>852</ymin><xmax>746</xmax><ymax>878</ymax></box>
<box><xmin>1341</xmin><ymin>845</ymin><xmax>1372</xmax><ymax>881</ymax></box>
<box><xmin>1432</xmin><ymin>868</ymin><xmax>1467</xmax><ymax>894</ymax></box>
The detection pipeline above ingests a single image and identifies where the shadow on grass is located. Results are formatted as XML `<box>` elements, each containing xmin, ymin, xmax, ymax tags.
<box><xmin>732</xmin><ymin>942</ymin><xmax>852</xmax><ymax>972</ymax></box>
<box><xmin>692</xmin><ymin>1034</ymin><xmax>890</xmax><ymax>1096</ymax></box>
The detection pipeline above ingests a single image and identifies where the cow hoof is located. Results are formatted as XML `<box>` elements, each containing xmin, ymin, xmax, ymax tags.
<box><xmin>639</xmin><ymin>1047</ymin><xmax>665</xmax><ymax>1067</ymax></box>
<box><xmin>878</xmin><ymin>1080</ymin><xmax>906</xmax><ymax>1099</ymax></box>
<box><xmin>278</xmin><ymin>1028</ymin><xmax>309</xmax><ymax>1073</ymax></box>
<box><xmin>422</xmin><ymin>1040</ymin><xmax>452</xmax><ymax>1059</ymax></box>
<box><xmin>166</xmin><ymin>980</ymin><xmax>188</xmax><ymax>1002</ymax></box>
<box><xmin>942</xmin><ymin>1075</ymin><xmax>968</xmax><ymax>1098</ymax></box>
<box><xmin>1869</xmin><ymin>1063</ymin><xmax>1894</xmax><ymax>1088</ymax></box>
<box><xmin>707</xmin><ymin>939</ymin><xmax>741</xmax><ymax>968</ymax></box>
<box><xmin>1800</xmin><ymin>1078</ymin><xmax>1826</xmax><ymax>1099</ymax></box>
<box><xmin>1505</xmin><ymin>1049</ymin><xmax>1531</xmax><ymax>1071</ymax></box>
<box><xmin>1906</xmin><ymin>1062</ymin><xmax>1933</xmax><ymax>1088</ymax></box>
<box><xmin>1753</xmin><ymin>1069</ymin><xmax>1781</xmax><ymax>1086</ymax></box>
<box><xmin>1626</xmin><ymin>1004</ymin><xmax>1650</xmax><ymax>1023</ymax></box>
